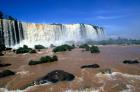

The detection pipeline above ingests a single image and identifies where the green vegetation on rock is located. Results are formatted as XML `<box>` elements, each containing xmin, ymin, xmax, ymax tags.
<box><xmin>28</xmin><ymin>60</ymin><xmax>40</xmax><ymax>65</ymax></box>
<box><xmin>40</xmin><ymin>56</ymin><xmax>52</xmax><ymax>63</ymax></box>
<box><xmin>29</xmin><ymin>55</ymin><xmax>58</xmax><ymax>65</ymax></box>
<box><xmin>53</xmin><ymin>44</ymin><xmax>74</xmax><ymax>53</ymax></box>
<box><xmin>79</xmin><ymin>44</ymin><xmax>90</xmax><ymax>51</ymax></box>
<box><xmin>16</xmin><ymin>45</ymin><xmax>32</xmax><ymax>54</ymax></box>
<box><xmin>30</xmin><ymin>49</ymin><xmax>37</xmax><ymax>53</ymax></box>
<box><xmin>52</xmin><ymin>55</ymin><xmax>58</xmax><ymax>61</ymax></box>
<box><xmin>90</xmin><ymin>45</ymin><xmax>100</xmax><ymax>53</ymax></box>
<box><xmin>35</xmin><ymin>45</ymin><xmax>45</xmax><ymax>49</ymax></box>
<box><xmin>79</xmin><ymin>44</ymin><xmax>100</xmax><ymax>53</ymax></box>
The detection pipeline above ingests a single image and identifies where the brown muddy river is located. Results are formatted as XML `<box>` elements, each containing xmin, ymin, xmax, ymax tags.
<box><xmin>0</xmin><ymin>45</ymin><xmax>140</xmax><ymax>92</ymax></box>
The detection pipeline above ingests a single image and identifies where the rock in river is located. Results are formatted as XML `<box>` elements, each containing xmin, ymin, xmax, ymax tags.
<box><xmin>81</xmin><ymin>64</ymin><xmax>100</xmax><ymax>69</ymax></box>
<box><xmin>123</xmin><ymin>60</ymin><xmax>139</xmax><ymax>64</ymax></box>
<box><xmin>0</xmin><ymin>70</ymin><xmax>15</xmax><ymax>78</ymax></box>
<box><xmin>34</xmin><ymin>70</ymin><xmax>75</xmax><ymax>85</ymax></box>
<box><xmin>0</xmin><ymin>63</ymin><xmax>11</xmax><ymax>67</ymax></box>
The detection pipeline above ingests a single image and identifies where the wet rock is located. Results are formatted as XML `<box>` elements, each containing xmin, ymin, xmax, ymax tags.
<box><xmin>5</xmin><ymin>48</ymin><xmax>12</xmax><ymax>51</ymax></box>
<box><xmin>34</xmin><ymin>70</ymin><xmax>75</xmax><ymax>84</ymax></box>
<box><xmin>123</xmin><ymin>60</ymin><xmax>139</xmax><ymax>64</ymax></box>
<box><xmin>81</xmin><ymin>64</ymin><xmax>100</xmax><ymax>69</ymax></box>
<box><xmin>0</xmin><ymin>70</ymin><xmax>15</xmax><ymax>78</ymax></box>
<box><xmin>29</xmin><ymin>49</ymin><xmax>37</xmax><ymax>53</ymax></box>
<box><xmin>0</xmin><ymin>52</ymin><xmax>4</xmax><ymax>56</ymax></box>
<box><xmin>0</xmin><ymin>63</ymin><xmax>11</xmax><ymax>67</ymax></box>
<box><xmin>12</xmin><ymin>49</ymin><xmax>16</xmax><ymax>52</ymax></box>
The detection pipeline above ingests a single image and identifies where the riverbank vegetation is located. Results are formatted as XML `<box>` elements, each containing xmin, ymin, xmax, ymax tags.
<box><xmin>87</xmin><ymin>38</ymin><xmax>140</xmax><ymax>45</ymax></box>
<box><xmin>79</xmin><ymin>44</ymin><xmax>100</xmax><ymax>53</ymax></box>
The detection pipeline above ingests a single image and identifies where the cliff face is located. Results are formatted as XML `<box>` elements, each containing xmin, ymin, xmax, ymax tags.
<box><xmin>0</xmin><ymin>19</ymin><xmax>104</xmax><ymax>48</ymax></box>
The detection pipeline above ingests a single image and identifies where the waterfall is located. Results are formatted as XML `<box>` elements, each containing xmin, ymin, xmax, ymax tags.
<box><xmin>0</xmin><ymin>19</ymin><xmax>104</xmax><ymax>48</ymax></box>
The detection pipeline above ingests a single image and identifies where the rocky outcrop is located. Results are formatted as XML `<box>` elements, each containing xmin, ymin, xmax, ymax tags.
<box><xmin>0</xmin><ymin>63</ymin><xmax>11</xmax><ymax>67</ymax></box>
<box><xmin>0</xmin><ymin>70</ymin><xmax>15</xmax><ymax>78</ymax></box>
<box><xmin>33</xmin><ymin>70</ymin><xmax>75</xmax><ymax>85</ymax></box>
<box><xmin>81</xmin><ymin>64</ymin><xmax>100</xmax><ymax>68</ymax></box>
<box><xmin>123</xmin><ymin>60</ymin><xmax>139</xmax><ymax>64</ymax></box>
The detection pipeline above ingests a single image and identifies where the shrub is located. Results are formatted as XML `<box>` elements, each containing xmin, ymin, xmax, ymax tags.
<box><xmin>23</xmin><ymin>45</ymin><xmax>28</xmax><ymax>49</ymax></box>
<box><xmin>16</xmin><ymin>45</ymin><xmax>32</xmax><ymax>54</ymax></box>
<box><xmin>40</xmin><ymin>56</ymin><xmax>52</xmax><ymax>63</ymax></box>
<box><xmin>40</xmin><ymin>57</ymin><xmax>46</xmax><ymax>63</ymax></box>
<box><xmin>90</xmin><ymin>46</ymin><xmax>100</xmax><ymax>53</ymax></box>
<box><xmin>79</xmin><ymin>44</ymin><xmax>90</xmax><ymax>51</ymax></box>
<box><xmin>53</xmin><ymin>44</ymin><xmax>74</xmax><ymax>53</ymax></box>
<box><xmin>35</xmin><ymin>45</ymin><xmax>45</xmax><ymax>49</ymax></box>
<box><xmin>30</xmin><ymin>49</ymin><xmax>37</xmax><ymax>53</ymax></box>
<box><xmin>80</xmin><ymin>44</ymin><xmax>100</xmax><ymax>53</ymax></box>
<box><xmin>28</xmin><ymin>60</ymin><xmax>40</xmax><ymax>65</ymax></box>
<box><xmin>52</xmin><ymin>55</ymin><xmax>58</xmax><ymax>61</ymax></box>
<box><xmin>79</xmin><ymin>44</ymin><xmax>89</xmax><ymax>48</ymax></box>
<box><xmin>29</xmin><ymin>55</ymin><xmax>58</xmax><ymax>65</ymax></box>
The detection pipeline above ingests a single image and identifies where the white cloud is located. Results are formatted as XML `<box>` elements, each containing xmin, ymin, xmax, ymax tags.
<box><xmin>96</xmin><ymin>15</ymin><xmax>125</xmax><ymax>20</ymax></box>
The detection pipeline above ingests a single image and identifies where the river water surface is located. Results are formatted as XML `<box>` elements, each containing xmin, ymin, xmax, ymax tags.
<box><xmin>0</xmin><ymin>45</ymin><xmax>140</xmax><ymax>92</ymax></box>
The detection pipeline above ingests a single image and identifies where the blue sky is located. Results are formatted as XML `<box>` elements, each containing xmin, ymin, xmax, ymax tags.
<box><xmin>0</xmin><ymin>0</ymin><xmax>140</xmax><ymax>39</ymax></box>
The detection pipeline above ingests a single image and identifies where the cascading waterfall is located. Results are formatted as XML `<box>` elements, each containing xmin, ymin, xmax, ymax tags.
<box><xmin>0</xmin><ymin>19</ymin><xmax>24</xmax><ymax>47</ymax></box>
<box><xmin>0</xmin><ymin>19</ymin><xmax>104</xmax><ymax>48</ymax></box>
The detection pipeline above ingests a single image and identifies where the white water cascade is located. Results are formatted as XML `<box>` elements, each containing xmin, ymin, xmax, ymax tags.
<box><xmin>0</xmin><ymin>19</ymin><xmax>104</xmax><ymax>48</ymax></box>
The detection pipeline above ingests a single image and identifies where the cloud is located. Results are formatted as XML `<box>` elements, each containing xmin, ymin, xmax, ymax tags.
<box><xmin>96</xmin><ymin>15</ymin><xmax>125</xmax><ymax>20</ymax></box>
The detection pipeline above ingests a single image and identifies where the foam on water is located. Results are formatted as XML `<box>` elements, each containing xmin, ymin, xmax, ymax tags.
<box><xmin>96</xmin><ymin>72</ymin><xmax>140</xmax><ymax>92</ymax></box>
<box><xmin>0</xmin><ymin>82</ymin><xmax>50</xmax><ymax>92</ymax></box>
<box><xmin>16</xmin><ymin>71</ymin><xmax>29</xmax><ymax>76</ymax></box>
<box><xmin>1</xmin><ymin>72</ymin><xmax>139</xmax><ymax>92</ymax></box>
<box><xmin>65</xmin><ymin>88</ymin><xmax>100</xmax><ymax>92</ymax></box>
<box><xmin>0</xmin><ymin>88</ymin><xmax>23</xmax><ymax>92</ymax></box>
<box><xmin>120</xmin><ymin>85</ymin><xmax>134</xmax><ymax>92</ymax></box>
<box><xmin>96</xmin><ymin>72</ymin><xmax>140</xmax><ymax>80</ymax></box>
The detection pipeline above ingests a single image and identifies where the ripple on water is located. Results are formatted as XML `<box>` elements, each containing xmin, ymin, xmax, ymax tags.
<box><xmin>96</xmin><ymin>72</ymin><xmax>140</xmax><ymax>92</ymax></box>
